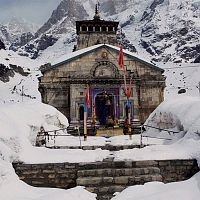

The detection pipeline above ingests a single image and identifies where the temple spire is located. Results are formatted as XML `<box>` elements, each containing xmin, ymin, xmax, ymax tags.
<box><xmin>93</xmin><ymin>2</ymin><xmax>100</xmax><ymax>20</ymax></box>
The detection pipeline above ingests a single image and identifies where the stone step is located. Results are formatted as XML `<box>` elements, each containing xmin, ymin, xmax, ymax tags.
<box><xmin>78</xmin><ymin>160</ymin><xmax>158</xmax><ymax>170</ymax></box>
<box><xmin>77</xmin><ymin>167</ymin><xmax>160</xmax><ymax>177</ymax></box>
<box><xmin>76</xmin><ymin>174</ymin><xmax>163</xmax><ymax>187</ymax></box>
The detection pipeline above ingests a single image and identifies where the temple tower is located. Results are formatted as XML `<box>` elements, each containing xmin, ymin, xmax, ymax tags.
<box><xmin>76</xmin><ymin>4</ymin><xmax>119</xmax><ymax>50</ymax></box>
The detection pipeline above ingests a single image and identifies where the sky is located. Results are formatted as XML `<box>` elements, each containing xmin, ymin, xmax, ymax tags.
<box><xmin>0</xmin><ymin>0</ymin><xmax>62</xmax><ymax>25</ymax></box>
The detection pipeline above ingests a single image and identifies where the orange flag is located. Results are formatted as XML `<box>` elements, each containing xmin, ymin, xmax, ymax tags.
<box><xmin>126</xmin><ymin>79</ymin><xmax>132</xmax><ymax>98</ymax></box>
<box><xmin>118</xmin><ymin>46</ymin><xmax>125</xmax><ymax>70</ymax></box>
<box><xmin>85</xmin><ymin>85</ymin><xmax>90</xmax><ymax>107</ymax></box>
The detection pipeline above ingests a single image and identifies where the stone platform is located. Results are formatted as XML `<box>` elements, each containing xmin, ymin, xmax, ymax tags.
<box><xmin>13</xmin><ymin>159</ymin><xmax>199</xmax><ymax>200</ymax></box>
<box><xmin>96</xmin><ymin>127</ymin><xmax>124</xmax><ymax>137</ymax></box>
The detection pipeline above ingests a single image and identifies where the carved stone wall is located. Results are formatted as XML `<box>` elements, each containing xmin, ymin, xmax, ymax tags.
<box><xmin>39</xmin><ymin>46</ymin><xmax>165</xmax><ymax>124</ymax></box>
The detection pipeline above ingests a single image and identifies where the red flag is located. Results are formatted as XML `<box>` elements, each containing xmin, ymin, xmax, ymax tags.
<box><xmin>126</xmin><ymin>79</ymin><xmax>132</xmax><ymax>98</ymax></box>
<box><xmin>85</xmin><ymin>85</ymin><xmax>90</xmax><ymax>107</ymax></box>
<box><xmin>118</xmin><ymin>46</ymin><xmax>124</xmax><ymax>70</ymax></box>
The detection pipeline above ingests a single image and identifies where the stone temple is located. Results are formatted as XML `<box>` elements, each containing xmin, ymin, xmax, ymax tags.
<box><xmin>39</xmin><ymin>7</ymin><xmax>165</xmax><ymax>135</ymax></box>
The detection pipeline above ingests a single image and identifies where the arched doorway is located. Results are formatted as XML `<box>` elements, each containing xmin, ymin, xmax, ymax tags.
<box><xmin>95</xmin><ymin>92</ymin><xmax>114</xmax><ymax>125</ymax></box>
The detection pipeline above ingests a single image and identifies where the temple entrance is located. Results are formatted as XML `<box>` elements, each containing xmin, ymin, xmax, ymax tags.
<box><xmin>95</xmin><ymin>92</ymin><xmax>114</xmax><ymax>126</ymax></box>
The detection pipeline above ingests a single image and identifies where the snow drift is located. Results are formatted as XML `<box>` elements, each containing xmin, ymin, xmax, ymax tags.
<box><xmin>0</xmin><ymin>102</ymin><xmax>98</xmax><ymax>200</ymax></box>
<box><xmin>144</xmin><ymin>96</ymin><xmax>200</xmax><ymax>140</ymax></box>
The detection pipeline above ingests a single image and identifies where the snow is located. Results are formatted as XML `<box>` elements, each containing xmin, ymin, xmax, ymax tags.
<box><xmin>112</xmin><ymin>95</ymin><xmax>200</xmax><ymax>200</ymax></box>
<box><xmin>46</xmin><ymin>135</ymin><xmax>165</xmax><ymax>148</ymax></box>
<box><xmin>0</xmin><ymin>161</ymin><xmax>96</xmax><ymax>200</ymax></box>
<box><xmin>114</xmin><ymin>139</ymin><xmax>200</xmax><ymax>162</ymax></box>
<box><xmin>160</xmin><ymin>63</ymin><xmax>200</xmax><ymax>99</ymax></box>
<box><xmin>20</xmin><ymin>147</ymin><xmax>110</xmax><ymax>164</ymax></box>
<box><xmin>112</xmin><ymin>96</ymin><xmax>200</xmax><ymax>163</ymax></box>
<box><xmin>112</xmin><ymin>172</ymin><xmax>200</xmax><ymax>200</ymax></box>
<box><xmin>0</xmin><ymin>102</ymin><xmax>98</xmax><ymax>200</ymax></box>
<box><xmin>0</xmin><ymin>49</ymin><xmax>42</xmax><ymax>104</ymax></box>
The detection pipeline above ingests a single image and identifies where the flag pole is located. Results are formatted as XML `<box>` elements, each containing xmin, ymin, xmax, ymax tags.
<box><xmin>84</xmin><ymin>85</ymin><xmax>90</xmax><ymax>141</ymax></box>
<box><xmin>84</xmin><ymin>103</ymin><xmax>87</xmax><ymax>141</ymax></box>
<box><xmin>127</xmin><ymin>79</ymin><xmax>132</xmax><ymax>139</ymax></box>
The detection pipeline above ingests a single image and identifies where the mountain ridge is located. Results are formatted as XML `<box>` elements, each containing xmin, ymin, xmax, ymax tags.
<box><xmin>1</xmin><ymin>0</ymin><xmax>200</xmax><ymax>63</ymax></box>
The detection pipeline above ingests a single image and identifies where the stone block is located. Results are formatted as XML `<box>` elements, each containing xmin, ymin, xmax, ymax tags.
<box><xmin>114</xmin><ymin>161</ymin><xmax>125</xmax><ymax>168</ymax></box>
<box><xmin>43</xmin><ymin>169</ymin><xmax>55</xmax><ymax>173</ymax></box>
<box><xmin>48</xmin><ymin>174</ymin><xmax>56</xmax><ymax>179</ymax></box>
<box><xmin>124</xmin><ymin>169</ymin><xmax>133</xmax><ymax>176</ymax></box>
<box><xmin>136</xmin><ymin>160</ymin><xmax>158</xmax><ymax>167</ymax></box>
<box><xmin>151</xmin><ymin>175</ymin><xmax>163</xmax><ymax>182</ymax></box>
<box><xmin>64</xmin><ymin>164</ymin><xmax>76</xmax><ymax>169</ymax></box>
<box><xmin>22</xmin><ymin>170</ymin><xmax>40</xmax><ymax>175</ymax></box>
<box><xmin>134</xmin><ymin>176</ymin><xmax>141</xmax><ymax>183</ymax></box>
<box><xmin>77</xmin><ymin>177</ymin><xmax>102</xmax><ymax>186</ymax></box>
<box><xmin>86</xmin><ymin>187</ymin><xmax>97</xmax><ymax>193</ymax></box>
<box><xmin>31</xmin><ymin>180</ymin><xmax>45</xmax><ymax>185</ymax></box>
<box><xmin>133</xmin><ymin>168</ymin><xmax>143</xmax><ymax>175</ymax></box>
<box><xmin>124</xmin><ymin>161</ymin><xmax>133</xmax><ymax>168</ymax></box>
<box><xmin>158</xmin><ymin>161</ymin><xmax>171</xmax><ymax>166</ymax></box>
<box><xmin>115</xmin><ymin>169</ymin><xmax>125</xmax><ymax>176</ymax></box>
<box><xmin>114</xmin><ymin>176</ymin><xmax>129</xmax><ymax>185</ymax></box>
<box><xmin>143</xmin><ymin>168</ymin><xmax>149</xmax><ymax>174</ymax></box>
<box><xmin>103</xmin><ymin>177</ymin><xmax>114</xmax><ymax>184</ymax></box>
<box><xmin>149</xmin><ymin>167</ymin><xmax>160</xmax><ymax>174</ymax></box>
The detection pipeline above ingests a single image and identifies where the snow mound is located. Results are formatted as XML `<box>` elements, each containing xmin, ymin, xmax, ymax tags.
<box><xmin>112</xmin><ymin>172</ymin><xmax>200</xmax><ymax>200</ymax></box>
<box><xmin>0</xmin><ymin>102</ymin><xmax>68</xmax><ymax>163</ymax></box>
<box><xmin>0</xmin><ymin>159</ymin><xmax>96</xmax><ymax>200</ymax></box>
<box><xmin>0</xmin><ymin>103</ymin><xmax>97</xmax><ymax>200</ymax></box>
<box><xmin>144</xmin><ymin>96</ymin><xmax>200</xmax><ymax>141</ymax></box>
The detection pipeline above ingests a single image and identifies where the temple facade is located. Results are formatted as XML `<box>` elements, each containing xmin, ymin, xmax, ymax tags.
<box><xmin>39</xmin><ymin>8</ymin><xmax>165</xmax><ymax>134</ymax></box>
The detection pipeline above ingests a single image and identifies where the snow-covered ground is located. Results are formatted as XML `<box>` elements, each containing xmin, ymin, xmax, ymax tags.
<box><xmin>0</xmin><ymin>102</ymin><xmax>98</xmax><ymax>200</ymax></box>
<box><xmin>1</xmin><ymin>96</ymin><xmax>200</xmax><ymax>200</ymax></box>
<box><xmin>1</xmin><ymin>48</ymin><xmax>200</xmax><ymax>200</ymax></box>
<box><xmin>46</xmin><ymin>134</ymin><xmax>165</xmax><ymax>148</ymax></box>
<box><xmin>112</xmin><ymin>172</ymin><xmax>200</xmax><ymax>200</ymax></box>
<box><xmin>111</xmin><ymin>95</ymin><xmax>200</xmax><ymax>200</ymax></box>
<box><xmin>0</xmin><ymin>49</ymin><xmax>42</xmax><ymax>104</ymax></box>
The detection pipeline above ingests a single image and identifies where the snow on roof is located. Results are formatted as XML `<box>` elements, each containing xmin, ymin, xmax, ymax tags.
<box><xmin>51</xmin><ymin>44</ymin><xmax>103</xmax><ymax>66</ymax></box>
<box><xmin>48</xmin><ymin>44</ymin><xmax>163</xmax><ymax>72</ymax></box>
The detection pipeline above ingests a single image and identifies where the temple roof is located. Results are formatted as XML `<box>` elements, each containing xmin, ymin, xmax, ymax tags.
<box><xmin>41</xmin><ymin>44</ymin><xmax>164</xmax><ymax>73</ymax></box>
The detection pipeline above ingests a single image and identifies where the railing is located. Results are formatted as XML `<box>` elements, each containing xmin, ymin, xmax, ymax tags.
<box><xmin>36</xmin><ymin>126</ymin><xmax>82</xmax><ymax>149</ymax></box>
<box><xmin>140</xmin><ymin>124</ymin><xmax>181</xmax><ymax>147</ymax></box>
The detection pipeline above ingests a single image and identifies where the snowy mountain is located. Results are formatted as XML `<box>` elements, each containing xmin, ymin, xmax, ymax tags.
<box><xmin>0</xmin><ymin>47</ymin><xmax>42</xmax><ymax>104</ymax></box>
<box><xmin>7</xmin><ymin>0</ymin><xmax>200</xmax><ymax>63</ymax></box>
<box><xmin>0</xmin><ymin>17</ymin><xmax>39</xmax><ymax>45</ymax></box>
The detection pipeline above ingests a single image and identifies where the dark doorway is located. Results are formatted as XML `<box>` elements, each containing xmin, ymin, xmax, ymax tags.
<box><xmin>79</xmin><ymin>105</ymin><xmax>84</xmax><ymax>121</ymax></box>
<box><xmin>95</xmin><ymin>92</ymin><xmax>114</xmax><ymax>125</ymax></box>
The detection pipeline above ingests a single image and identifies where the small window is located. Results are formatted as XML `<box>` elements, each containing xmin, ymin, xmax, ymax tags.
<box><xmin>102</xmin><ymin>26</ymin><xmax>107</xmax><ymax>32</ymax></box>
<box><xmin>80</xmin><ymin>92</ymin><xmax>84</xmax><ymax>96</ymax></box>
<box><xmin>88</xmin><ymin>26</ymin><xmax>93</xmax><ymax>32</ymax></box>
<box><xmin>95</xmin><ymin>26</ymin><xmax>100</xmax><ymax>32</ymax></box>
<box><xmin>82</xmin><ymin>26</ymin><xmax>87</xmax><ymax>32</ymax></box>
<box><xmin>108</xmin><ymin>26</ymin><xmax>113</xmax><ymax>32</ymax></box>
